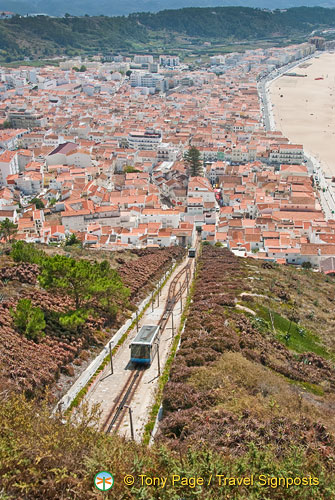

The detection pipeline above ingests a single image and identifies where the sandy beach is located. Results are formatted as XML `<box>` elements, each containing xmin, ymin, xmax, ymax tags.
<box><xmin>270</xmin><ymin>52</ymin><xmax>335</xmax><ymax>178</ymax></box>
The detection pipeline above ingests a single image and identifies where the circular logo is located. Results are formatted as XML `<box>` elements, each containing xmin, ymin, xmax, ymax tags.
<box><xmin>94</xmin><ymin>471</ymin><xmax>114</xmax><ymax>491</ymax></box>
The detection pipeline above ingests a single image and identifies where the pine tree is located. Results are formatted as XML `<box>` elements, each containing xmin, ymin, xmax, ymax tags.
<box><xmin>0</xmin><ymin>218</ymin><xmax>17</xmax><ymax>242</ymax></box>
<box><xmin>184</xmin><ymin>146</ymin><xmax>203</xmax><ymax>177</ymax></box>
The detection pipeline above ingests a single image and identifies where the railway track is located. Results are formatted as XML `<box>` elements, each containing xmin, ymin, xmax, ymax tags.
<box><xmin>104</xmin><ymin>257</ymin><xmax>193</xmax><ymax>435</ymax></box>
<box><xmin>103</xmin><ymin>368</ymin><xmax>145</xmax><ymax>433</ymax></box>
<box><xmin>159</xmin><ymin>261</ymin><xmax>191</xmax><ymax>332</ymax></box>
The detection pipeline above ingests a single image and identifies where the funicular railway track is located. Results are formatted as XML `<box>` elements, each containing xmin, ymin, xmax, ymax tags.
<box><xmin>103</xmin><ymin>258</ymin><xmax>193</xmax><ymax>435</ymax></box>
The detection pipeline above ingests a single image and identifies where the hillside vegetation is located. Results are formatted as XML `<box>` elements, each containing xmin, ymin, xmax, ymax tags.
<box><xmin>1</xmin><ymin>246</ymin><xmax>335</xmax><ymax>498</ymax></box>
<box><xmin>1</xmin><ymin>7</ymin><xmax>335</xmax><ymax>61</ymax></box>
<box><xmin>0</xmin><ymin>243</ymin><xmax>183</xmax><ymax>396</ymax></box>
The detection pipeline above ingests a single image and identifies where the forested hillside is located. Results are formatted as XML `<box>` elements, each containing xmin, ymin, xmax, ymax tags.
<box><xmin>1</xmin><ymin>0</ymin><xmax>335</xmax><ymax>17</ymax></box>
<box><xmin>0</xmin><ymin>6</ymin><xmax>335</xmax><ymax>61</ymax></box>
<box><xmin>134</xmin><ymin>6</ymin><xmax>335</xmax><ymax>38</ymax></box>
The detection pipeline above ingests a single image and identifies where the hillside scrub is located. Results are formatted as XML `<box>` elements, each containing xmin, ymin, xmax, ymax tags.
<box><xmin>1</xmin><ymin>246</ymin><xmax>335</xmax><ymax>497</ymax></box>
<box><xmin>1</xmin><ymin>392</ymin><xmax>335</xmax><ymax>499</ymax></box>
<box><xmin>158</xmin><ymin>247</ymin><xmax>335</xmax><ymax>488</ymax></box>
<box><xmin>0</xmin><ymin>244</ymin><xmax>183</xmax><ymax>395</ymax></box>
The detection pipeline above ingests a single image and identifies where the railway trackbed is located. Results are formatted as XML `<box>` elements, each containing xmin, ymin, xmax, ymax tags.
<box><xmin>103</xmin><ymin>368</ymin><xmax>144</xmax><ymax>433</ymax></box>
<box><xmin>83</xmin><ymin>245</ymin><xmax>198</xmax><ymax>440</ymax></box>
<box><xmin>102</xmin><ymin>260</ymin><xmax>192</xmax><ymax>435</ymax></box>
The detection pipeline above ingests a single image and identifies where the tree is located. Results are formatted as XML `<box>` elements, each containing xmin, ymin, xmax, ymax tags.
<box><xmin>94</xmin><ymin>266</ymin><xmax>130</xmax><ymax>321</ymax></box>
<box><xmin>10</xmin><ymin>298</ymin><xmax>46</xmax><ymax>341</ymax></box>
<box><xmin>0</xmin><ymin>120</ymin><xmax>11</xmax><ymax>129</ymax></box>
<box><xmin>59</xmin><ymin>309</ymin><xmax>88</xmax><ymax>333</ymax></box>
<box><xmin>123</xmin><ymin>165</ymin><xmax>140</xmax><ymax>173</ymax></box>
<box><xmin>0</xmin><ymin>218</ymin><xmax>17</xmax><ymax>242</ymax></box>
<box><xmin>29</xmin><ymin>197</ymin><xmax>44</xmax><ymax>209</ymax></box>
<box><xmin>184</xmin><ymin>146</ymin><xmax>203</xmax><ymax>177</ymax></box>
<box><xmin>11</xmin><ymin>241</ymin><xmax>45</xmax><ymax>265</ymax></box>
<box><xmin>302</xmin><ymin>261</ymin><xmax>312</xmax><ymax>269</ymax></box>
<box><xmin>126</xmin><ymin>70</ymin><xmax>132</xmax><ymax>77</ymax></box>
<box><xmin>38</xmin><ymin>256</ymin><xmax>129</xmax><ymax>315</ymax></box>
<box><xmin>65</xmin><ymin>233</ymin><xmax>81</xmax><ymax>246</ymax></box>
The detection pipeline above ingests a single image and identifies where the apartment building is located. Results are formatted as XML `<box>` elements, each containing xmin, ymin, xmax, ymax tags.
<box><xmin>128</xmin><ymin>130</ymin><xmax>162</xmax><ymax>151</ymax></box>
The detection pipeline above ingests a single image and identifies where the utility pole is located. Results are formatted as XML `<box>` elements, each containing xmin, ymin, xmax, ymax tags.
<box><xmin>152</xmin><ymin>291</ymin><xmax>154</xmax><ymax>312</ymax></box>
<box><xmin>186</xmin><ymin>271</ymin><xmax>189</xmax><ymax>294</ymax></box>
<box><xmin>156</xmin><ymin>341</ymin><xmax>161</xmax><ymax>376</ymax></box>
<box><xmin>124</xmin><ymin>405</ymin><xmax>134</xmax><ymax>440</ymax></box>
<box><xmin>136</xmin><ymin>310</ymin><xmax>139</xmax><ymax>333</ymax></box>
<box><xmin>180</xmin><ymin>282</ymin><xmax>182</xmax><ymax>312</ymax></box>
<box><xmin>171</xmin><ymin>311</ymin><xmax>174</xmax><ymax>337</ymax></box>
<box><xmin>109</xmin><ymin>343</ymin><xmax>113</xmax><ymax>375</ymax></box>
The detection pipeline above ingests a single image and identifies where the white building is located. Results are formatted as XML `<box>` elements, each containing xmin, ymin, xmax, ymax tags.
<box><xmin>128</xmin><ymin>130</ymin><xmax>162</xmax><ymax>151</ymax></box>
<box><xmin>269</xmin><ymin>144</ymin><xmax>304</xmax><ymax>165</ymax></box>
<box><xmin>159</xmin><ymin>55</ymin><xmax>180</xmax><ymax>67</ymax></box>
<box><xmin>134</xmin><ymin>55</ymin><xmax>154</xmax><ymax>65</ymax></box>
<box><xmin>0</xmin><ymin>150</ymin><xmax>19</xmax><ymax>185</ymax></box>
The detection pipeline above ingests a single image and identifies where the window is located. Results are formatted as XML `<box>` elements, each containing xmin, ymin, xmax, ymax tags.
<box><xmin>131</xmin><ymin>344</ymin><xmax>150</xmax><ymax>360</ymax></box>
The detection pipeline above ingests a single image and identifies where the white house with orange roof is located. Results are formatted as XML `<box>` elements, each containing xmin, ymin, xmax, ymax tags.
<box><xmin>140</xmin><ymin>208</ymin><xmax>180</xmax><ymax>228</ymax></box>
<box><xmin>0</xmin><ymin>129</ymin><xmax>28</xmax><ymax>150</ymax></box>
<box><xmin>0</xmin><ymin>150</ymin><xmax>19</xmax><ymax>185</ymax></box>
<box><xmin>0</xmin><ymin>208</ymin><xmax>18</xmax><ymax>223</ymax></box>
<box><xmin>188</xmin><ymin>176</ymin><xmax>216</xmax><ymax>205</ymax></box>
<box><xmin>16</xmin><ymin>170</ymin><xmax>43</xmax><ymax>195</ymax></box>
<box><xmin>0</xmin><ymin>187</ymin><xmax>16</xmax><ymax>209</ymax></box>
<box><xmin>279</xmin><ymin>164</ymin><xmax>308</xmax><ymax>178</ymax></box>
<box><xmin>65</xmin><ymin>148</ymin><xmax>92</xmax><ymax>168</ymax></box>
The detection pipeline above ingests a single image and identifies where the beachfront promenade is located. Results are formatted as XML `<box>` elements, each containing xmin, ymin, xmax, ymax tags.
<box><xmin>261</xmin><ymin>51</ymin><xmax>335</xmax><ymax>220</ymax></box>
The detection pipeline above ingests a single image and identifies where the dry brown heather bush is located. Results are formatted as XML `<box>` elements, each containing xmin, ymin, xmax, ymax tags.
<box><xmin>1</xmin><ymin>392</ymin><xmax>335</xmax><ymax>500</ymax></box>
<box><xmin>158</xmin><ymin>246</ymin><xmax>335</xmax><ymax>469</ymax></box>
<box><xmin>118</xmin><ymin>246</ymin><xmax>185</xmax><ymax>300</ymax></box>
<box><xmin>0</xmin><ymin>262</ymin><xmax>40</xmax><ymax>283</ymax></box>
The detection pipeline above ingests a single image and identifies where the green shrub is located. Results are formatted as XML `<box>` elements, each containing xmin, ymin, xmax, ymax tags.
<box><xmin>11</xmin><ymin>241</ymin><xmax>45</xmax><ymax>265</ymax></box>
<box><xmin>10</xmin><ymin>298</ymin><xmax>46</xmax><ymax>341</ymax></box>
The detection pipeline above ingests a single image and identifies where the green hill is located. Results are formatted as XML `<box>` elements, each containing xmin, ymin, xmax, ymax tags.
<box><xmin>0</xmin><ymin>6</ymin><xmax>335</xmax><ymax>62</ymax></box>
